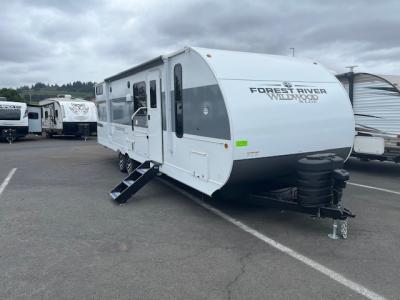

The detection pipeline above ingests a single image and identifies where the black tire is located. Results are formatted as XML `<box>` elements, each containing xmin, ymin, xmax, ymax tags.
<box><xmin>118</xmin><ymin>153</ymin><xmax>127</xmax><ymax>173</ymax></box>
<box><xmin>126</xmin><ymin>158</ymin><xmax>139</xmax><ymax>174</ymax></box>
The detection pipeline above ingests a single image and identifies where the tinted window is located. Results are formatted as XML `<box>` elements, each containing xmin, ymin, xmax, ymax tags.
<box><xmin>0</xmin><ymin>108</ymin><xmax>20</xmax><ymax>120</ymax></box>
<box><xmin>150</xmin><ymin>80</ymin><xmax>157</xmax><ymax>108</ymax></box>
<box><xmin>133</xmin><ymin>82</ymin><xmax>147</xmax><ymax>116</ymax></box>
<box><xmin>45</xmin><ymin>111</ymin><xmax>49</xmax><ymax>119</ymax></box>
<box><xmin>55</xmin><ymin>110</ymin><xmax>59</xmax><ymax>118</ymax></box>
<box><xmin>174</xmin><ymin>64</ymin><xmax>183</xmax><ymax>138</ymax></box>
<box><xmin>28</xmin><ymin>112</ymin><xmax>39</xmax><ymax>119</ymax></box>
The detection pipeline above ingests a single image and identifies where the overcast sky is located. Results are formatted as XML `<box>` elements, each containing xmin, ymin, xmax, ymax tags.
<box><xmin>1</xmin><ymin>0</ymin><xmax>399</xmax><ymax>88</ymax></box>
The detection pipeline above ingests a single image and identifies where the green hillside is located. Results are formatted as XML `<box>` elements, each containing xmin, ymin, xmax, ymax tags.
<box><xmin>16</xmin><ymin>82</ymin><xmax>95</xmax><ymax>104</ymax></box>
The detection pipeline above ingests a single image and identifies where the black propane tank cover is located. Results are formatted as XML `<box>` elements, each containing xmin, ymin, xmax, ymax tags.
<box><xmin>297</xmin><ymin>154</ymin><xmax>335</xmax><ymax>172</ymax></box>
<box><xmin>296</xmin><ymin>153</ymin><xmax>346</xmax><ymax>207</ymax></box>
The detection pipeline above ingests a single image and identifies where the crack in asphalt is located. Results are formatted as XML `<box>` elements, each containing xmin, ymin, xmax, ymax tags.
<box><xmin>226</xmin><ymin>251</ymin><xmax>252</xmax><ymax>300</ymax></box>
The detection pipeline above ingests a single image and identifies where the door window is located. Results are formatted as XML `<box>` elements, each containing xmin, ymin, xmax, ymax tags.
<box><xmin>133</xmin><ymin>81</ymin><xmax>147</xmax><ymax>115</ymax></box>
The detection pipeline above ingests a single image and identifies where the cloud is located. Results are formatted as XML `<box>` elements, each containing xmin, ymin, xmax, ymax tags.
<box><xmin>0</xmin><ymin>0</ymin><xmax>399</xmax><ymax>87</ymax></box>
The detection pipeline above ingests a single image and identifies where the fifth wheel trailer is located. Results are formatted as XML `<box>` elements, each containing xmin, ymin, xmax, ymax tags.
<box><xmin>337</xmin><ymin>72</ymin><xmax>400</xmax><ymax>162</ymax></box>
<box><xmin>40</xmin><ymin>95</ymin><xmax>98</xmax><ymax>137</ymax></box>
<box><xmin>96</xmin><ymin>47</ymin><xmax>356</xmax><ymax>231</ymax></box>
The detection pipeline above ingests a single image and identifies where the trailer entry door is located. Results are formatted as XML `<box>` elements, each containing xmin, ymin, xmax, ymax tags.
<box><xmin>147</xmin><ymin>71</ymin><xmax>163</xmax><ymax>163</ymax></box>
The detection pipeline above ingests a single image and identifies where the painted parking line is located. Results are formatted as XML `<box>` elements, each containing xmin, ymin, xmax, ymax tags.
<box><xmin>0</xmin><ymin>168</ymin><xmax>17</xmax><ymax>199</ymax></box>
<box><xmin>348</xmin><ymin>182</ymin><xmax>400</xmax><ymax>196</ymax></box>
<box><xmin>159</xmin><ymin>178</ymin><xmax>387</xmax><ymax>300</ymax></box>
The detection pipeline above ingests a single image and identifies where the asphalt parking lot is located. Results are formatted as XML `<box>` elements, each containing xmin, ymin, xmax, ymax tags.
<box><xmin>0</xmin><ymin>136</ymin><xmax>399</xmax><ymax>300</ymax></box>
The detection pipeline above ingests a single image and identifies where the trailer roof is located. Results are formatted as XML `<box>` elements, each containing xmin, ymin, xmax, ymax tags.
<box><xmin>336</xmin><ymin>72</ymin><xmax>400</xmax><ymax>93</ymax></box>
<box><xmin>105</xmin><ymin>56</ymin><xmax>164</xmax><ymax>82</ymax></box>
<box><xmin>103</xmin><ymin>46</ymin><xmax>335</xmax><ymax>84</ymax></box>
<box><xmin>192</xmin><ymin>47</ymin><xmax>335</xmax><ymax>82</ymax></box>
<box><xmin>379</xmin><ymin>74</ymin><xmax>400</xmax><ymax>89</ymax></box>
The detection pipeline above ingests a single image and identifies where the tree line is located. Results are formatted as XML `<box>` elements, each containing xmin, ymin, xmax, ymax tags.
<box><xmin>17</xmin><ymin>81</ymin><xmax>95</xmax><ymax>93</ymax></box>
<box><xmin>0</xmin><ymin>81</ymin><xmax>96</xmax><ymax>103</ymax></box>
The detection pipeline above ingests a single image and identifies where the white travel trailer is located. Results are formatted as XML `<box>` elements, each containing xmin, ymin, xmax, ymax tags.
<box><xmin>96</xmin><ymin>46</ymin><xmax>356</xmax><ymax>229</ymax></box>
<box><xmin>0</xmin><ymin>101</ymin><xmax>29</xmax><ymax>142</ymax></box>
<box><xmin>40</xmin><ymin>95</ymin><xmax>98</xmax><ymax>137</ymax></box>
<box><xmin>337</xmin><ymin>72</ymin><xmax>400</xmax><ymax>163</ymax></box>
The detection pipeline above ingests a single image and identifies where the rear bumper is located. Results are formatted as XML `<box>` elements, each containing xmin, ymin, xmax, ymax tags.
<box><xmin>0</xmin><ymin>126</ymin><xmax>28</xmax><ymax>139</ymax></box>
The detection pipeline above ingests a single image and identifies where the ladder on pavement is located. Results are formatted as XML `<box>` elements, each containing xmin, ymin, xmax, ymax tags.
<box><xmin>110</xmin><ymin>161</ymin><xmax>160</xmax><ymax>204</ymax></box>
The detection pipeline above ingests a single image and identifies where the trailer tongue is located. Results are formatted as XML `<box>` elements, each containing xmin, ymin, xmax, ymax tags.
<box><xmin>247</xmin><ymin>153</ymin><xmax>355</xmax><ymax>239</ymax></box>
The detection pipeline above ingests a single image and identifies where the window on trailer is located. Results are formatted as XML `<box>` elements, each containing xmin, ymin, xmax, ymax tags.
<box><xmin>0</xmin><ymin>107</ymin><xmax>21</xmax><ymax>120</ymax></box>
<box><xmin>150</xmin><ymin>80</ymin><xmax>157</xmax><ymax>108</ymax></box>
<box><xmin>111</xmin><ymin>98</ymin><xmax>134</xmax><ymax>125</ymax></box>
<box><xmin>96</xmin><ymin>85</ymin><xmax>103</xmax><ymax>95</ymax></box>
<box><xmin>28</xmin><ymin>112</ymin><xmax>39</xmax><ymax>119</ymax></box>
<box><xmin>97</xmin><ymin>101</ymin><xmax>107</xmax><ymax>122</ymax></box>
<box><xmin>174</xmin><ymin>64</ymin><xmax>183</xmax><ymax>138</ymax></box>
<box><xmin>133</xmin><ymin>81</ymin><xmax>147</xmax><ymax>116</ymax></box>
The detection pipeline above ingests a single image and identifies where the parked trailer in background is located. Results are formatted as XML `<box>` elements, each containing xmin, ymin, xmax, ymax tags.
<box><xmin>337</xmin><ymin>72</ymin><xmax>400</xmax><ymax>163</ymax></box>
<box><xmin>27</xmin><ymin>105</ymin><xmax>42</xmax><ymax>134</ymax></box>
<box><xmin>40</xmin><ymin>95</ymin><xmax>98</xmax><ymax>138</ymax></box>
<box><xmin>96</xmin><ymin>47</ymin><xmax>356</xmax><ymax>234</ymax></box>
<box><xmin>0</xmin><ymin>101</ymin><xmax>28</xmax><ymax>142</ymax></box>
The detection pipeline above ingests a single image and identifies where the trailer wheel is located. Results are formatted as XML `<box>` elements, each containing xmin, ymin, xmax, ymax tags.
<box><xmin>126</xmin><ymin>158</ymin><xmax>139</xmax><ymax>174</ymax></box>
<box><xmin>118</xmin><ymin>153</ymin><xmax>127</xmax><ymax>173</ymax></box>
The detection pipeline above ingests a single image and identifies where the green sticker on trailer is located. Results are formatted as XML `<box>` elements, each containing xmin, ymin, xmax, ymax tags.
<box><xmin>235</xmin><ymin>140</ymin><xmax>248</xmax><ymax>147</ymax></box>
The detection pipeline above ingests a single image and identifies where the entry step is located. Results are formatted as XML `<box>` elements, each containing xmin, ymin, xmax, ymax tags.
<box><xmin>110</xmin><ymin>161</ymin><xmax>160</xmax><ymax>204</ymax></box>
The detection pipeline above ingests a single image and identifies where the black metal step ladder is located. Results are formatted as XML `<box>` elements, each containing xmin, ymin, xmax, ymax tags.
<box><xmin>110</xmin><ymin>161</ymin><xmax>160</xmax><ymax>204</ymax></box>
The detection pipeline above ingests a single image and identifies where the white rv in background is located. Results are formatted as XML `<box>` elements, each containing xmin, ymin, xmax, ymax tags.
<box><xmin>40</xmin><ymin>95</ymin><xmax>98</xmax><ymax>137</ymax></box>
<box><xmin>337</xmin><ymin>72</ymin><xmax>400</xmax><ymax>163</ymax></box>
<box><xmin>0</xmin><ymin>100</ymin><xmax>29</xmax><ymax>141</ymax></box>
<box><xmin>0</xmin><ymin>101</ymin><xmax>45</xmax><ymax>142</ymax></box>
<box><xmin>96</xmin><ymin>47</ymin><xmax>355</xmax><ymax>198</ymax></box>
